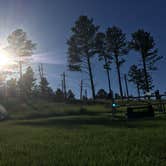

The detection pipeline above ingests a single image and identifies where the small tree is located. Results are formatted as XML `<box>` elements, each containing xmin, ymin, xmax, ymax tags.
<box><xmin>67</xmin><ymin>89</ymin><xmax>75</xmax><ymax>101</ymax></box>
<box><xmin>130</xmin><ymin>29</ymin><xmax>162</xmax><ymax>92</ymax></box>
<box><xmin>67</xmin><ymin>16</ymin><xmax>99</xmax><ymax>100</ymax></box>
<box><xmin>20</xmin><ymin>66</ymin><xmax>36</xmax><ymax>96</ymax></box>
<box><xmin>96</xmin><ymin>89</ymin><xmax>108</xmax><ymax>99</ymax></box>
<box><xmin>128</xmin><ymin>65</ymin><xmax>143</xmax><ymax>98</ymax></box>
<box><xmin>38</xmin><ymin>64</ymin><xmax>53</xmax><ymax>98</ymax></box>
<box><xmin>55</xmin><ymin>88</ymin><xmax>64</xmax><ymax>101</ymax></box>
<box><xmin>106</xmin><ymin>26</ymin><xmax>128</xmax><ymax>98</ymax></box>
<box><xmin>39</xmin><ymin>77</ymin><xmax>53</xmax><ymax>98</ymax></box>
<box><xmin>139</xmin><ymin>71</ymin><xmax>154</xmax><ymax>94</ymax></box>
<box><xmin>128</xmin><ymin>65</ymin><xmax>154</xmax><ymax>97</ymax></box>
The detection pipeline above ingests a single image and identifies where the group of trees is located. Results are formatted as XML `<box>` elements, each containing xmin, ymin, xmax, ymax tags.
<box><xmin>0</xmin><ymin>29</ymin><xmax>75</xmax><ymax>101</ymax></box>
<box><xmin>67</xmin><ymin>16</ymin><xmax>162</xmax><ymax>99</ymax></box>
<box><xmin>128</xmin><ymin>65</ymin><xmax>154</xmax><ymax>97</ymax></box>
<box><xmin>0</xmin><ymin>65</ymin><xmax>75</xmax><ymax>101</ymax></box>
<box><xmin>0</xmin><ymin>17</ymin><xmax>162</xmax><ymax>101</ymax></box>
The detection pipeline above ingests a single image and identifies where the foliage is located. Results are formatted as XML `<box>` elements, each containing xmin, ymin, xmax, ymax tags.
<box><xmin>106</xmin><ymin>26</ymin><xmax>128</xmax><ymax>65</ymax></box>
<box><xmin>7</xmin><ymin>29</ymin><xmax>36</xmax><ymax>57</ymax></box>
<box><xmin>96</xmin><ymin>89</ymin><xmax>108</xmax><ymax>99</ymax></box>
<box><xmin>115</xmin><ymin>93</ymin><xmax>121</xmax><ymax>99</ymax></box>
<box><xmin>95</xmin><ymin>32</ymin><xmax>111</xmax><ymax>68</ymax></box>
<box><xmin>39</xmin><ymin>77</ymin><xmax>54</xmax><ymax>98</ymax></box>
<box><xmin>6</xmin><ymin>28</ymin><xmax>36</xmax><ymax>86</ymax></box>
<box><xmin>67</xmin><ymin>89</ymin><xmax>75</xmax><ymax>101</ymax></box>
<box><xmin>140</xmin><ymin>71</ymin><xmax>154</xmax><ymax>93</ymax></box>
<box><xmin>130</xmin><ymin>29</ymin><xmax>162</xmax><ymax>92</ymax></box>
<box><xmin>37</xmin><ymin>64</ymin><xmax>54</xmax><ymax>98</ymax></box>
<box><xmin>95</xmin><ymin>32</ymin><xmax>112</xmax><ymax>93</ymax></box>
<box><xmin>106</xmin><ymin>26</ymin><xmax>128</xmax><ymax>97</ymax></box>
<box><xmin>67</xmin><ymin>16</ymin><xmax>99</xmax><ymax>99</ymax></box>
<box><xmin>128</xmin><ymin>65</ymin><xmax>143</xmax><ymax>96</ymax></box>
<box><xmin>128</xmin><ymin>65</ymin><xmax>154</xmax><ymax>95</ymax></box>
<box><xmin>20</xmin><ymin>66</ymin><xmax>36</xmax><ymax>96</ymax></box>
<box><xmin>55</xmin><ymin>88</ymin><xmax>64</xmax><ymax>101</ymax></box>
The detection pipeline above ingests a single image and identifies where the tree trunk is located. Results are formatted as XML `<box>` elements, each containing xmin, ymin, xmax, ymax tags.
<box><xmin>115</xmin><ymin>56</ymin><xmax>123</xmax><ymax>98</ymax></box>
<box><xmin>124</xmin><ymin>74</ymin><xmax>129</xmax><ymax>98</ymax></box>
<box><xmin>19</xmin><ymin>60</ymin><xmax>23</xmax><ymax>96</ymax></box>
<box><xmin>142</xmin><ymin>54</ymin><xmax>149</xmax><ymax>93</ymax></box>
<box><xmin>87</xmin><ymin>56</ymin><xmax>95</xmax><ymax>100</ymax></box>
<box><xmin>137</xmin><ymin>83</ymin><xmax>140</xmax><ymax>99</ymax></box>
<box><xmin>104</xmin><ymin>57</ymin><xmax>112</xmax><ymax>94</ymax></box>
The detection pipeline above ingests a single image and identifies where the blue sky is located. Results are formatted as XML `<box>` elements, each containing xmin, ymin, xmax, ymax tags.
<box><xmin>0</xmin><ymin>0</ymin><xmax>165</xmax><ymax>97</ymax></box>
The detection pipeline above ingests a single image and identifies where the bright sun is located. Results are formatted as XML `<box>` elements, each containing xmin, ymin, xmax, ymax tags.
<box><xmin>0</xmin><ymin>49</ymin><xmax>12</xmax><ymax>67</ymax></box>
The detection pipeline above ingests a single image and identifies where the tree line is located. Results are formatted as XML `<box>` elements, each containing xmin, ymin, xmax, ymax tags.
<box><xmin>0</xmin><ymin>16</ymin><xmax>163</xmax><ymax>101</ymax></box>
<box><xmin>67</xmin><ymin>15</ymin><xmax>163</xmax><ymax>99</ymax></box>
<box><xmin>0</xmin><ymin>29</ymin><xmax>76</xmax><ymax>101</ymax></box>
<box><xmin>0</xmin><ymin>65</ymin><xmax>75</xmax><ymax>101</ymax></box>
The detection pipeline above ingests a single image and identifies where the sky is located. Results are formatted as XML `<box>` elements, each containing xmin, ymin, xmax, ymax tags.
<box><xmin>0</xmin><ymin>0</ymin><xmax>165</xmax><ymax>98</ymax></box>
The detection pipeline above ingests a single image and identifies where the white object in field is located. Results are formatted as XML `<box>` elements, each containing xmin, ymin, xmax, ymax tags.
<box><xmin>145</xmin><ymin>92</ymin><xmax>151</xmax><ymax>96</ymax></box>
<box><xmin>0</xmin><ymin>105</ymin><xmax>8</xmax><ymax>120</ymax></box>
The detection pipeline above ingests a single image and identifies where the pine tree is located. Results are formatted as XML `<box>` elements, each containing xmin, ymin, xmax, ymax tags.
<box><xmin>19</xmin><ymin>66</ymin><xmax>36</xmax><ymax>96</ymax></box>
<box><xmin>106</xmin><ymin>26</ymin><xmax>128</xmax><ymax>98</ymax></box>
<box><xmin>130</xmin><ymin>29</ymin><xmax>162</xmax><ymax>92</ymax></box>
<box><xmin>67</xmin><ymin>16</ymin><xmax>99</xmax><ymax>100</ymax></box>
<box><xmin>67</xmin><ymin>89</ymin><xmax>75</xmax><ymax>101</ymax></box>
<box><xmin>95</xmin><ymin>32</ymin><xmax>112</xmax><ymax>94</ymax></box>
<box><xmin>128</xmin><ymin>65</ymin><xmax>154</xmax><ymax>97</ymax></box>
<box><xmin>7</xmin><ymin>29</ymin><xmax>36</xmax><ymax>80</ymax></box>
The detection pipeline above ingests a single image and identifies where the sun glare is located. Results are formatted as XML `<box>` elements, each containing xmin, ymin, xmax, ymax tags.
<box><xmin>0</xmin><ymin>49</ymin><xmax>12</xmax><ymax>68</ymax></box>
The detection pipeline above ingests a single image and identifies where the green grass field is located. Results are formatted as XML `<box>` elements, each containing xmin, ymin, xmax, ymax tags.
<box><xmin>0</xmin><ymin>99</ymin><xmax>165</xmax><ymax>165</ymax></box>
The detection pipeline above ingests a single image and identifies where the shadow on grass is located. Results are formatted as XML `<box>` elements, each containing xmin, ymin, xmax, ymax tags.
<box><xmin>15</xmin><ymin>111</ymin><xmax>107</xmax><ymax>120</ymax></box>
<box><xmin>16</xmin><ymin>114</ymin><xmax>166</xmax><ymax>129</ymax></box>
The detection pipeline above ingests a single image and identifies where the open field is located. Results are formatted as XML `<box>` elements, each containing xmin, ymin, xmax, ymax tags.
<box><xmin>0</xmin><ymin>99</ymin><xmax>165</xmax><ymax>165</ymax></box>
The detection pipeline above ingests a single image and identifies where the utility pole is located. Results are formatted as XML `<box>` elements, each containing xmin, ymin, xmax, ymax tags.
<box><xmin>80</xmin><ymin>80</ymin><xmax>83</xmax><ymax>100</ymax></box>
<box><xmin>62</xmin><ymin>72</ymin><xmax>67</xmax><ymax>99</ymax></box>
<box><xmin>124</xmin><ymin>74</ymin><xmax>129</xmax><ymax>98</ymax></box>
<box><xmin>61</xmin><ymin>79</ymin><xmax>64</xmax><ymax>93</ymax></box>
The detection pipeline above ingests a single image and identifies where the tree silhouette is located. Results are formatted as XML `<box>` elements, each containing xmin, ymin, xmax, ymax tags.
<box><xmin>106</xmin><ymin>26</ymin><xmax>128</xmax><ymax>98</ymax></box>
<box><xmin>38</xmin><ymin>64</ymin><xmax>53</xmax><ymax>98</ymax></box>
<box><xmin>128</xmin><ymin>65</ymin><xmax>143</xmax><ymax>98</ymax></box>
<box><xmin>140</xmin><ymin>71</ymin><xmax>154</xmax><ymax>94</ymax></box>
<box><xmin>39</xmin><ymin>77</ymin><xmax>53</xmax><ymax>98</ymax></box>
<box><xmin>128</xmin><ymin>65</ymin><xmax>154</xmax><ymax>97</ymax></box>
<box><xmin>67</xmin><ymin>89</ymin><xmax>75</xmax><ymax>101</ymax></box>
<box><xmin>55</xmin><ymin>88</ymin><xmax>64</xmax><ymax>101</ymax></box>
<box><xmin>67</xmin><ymin>16</ymin><xmax>99</xmax><ymax>100</ymax></box>
<box><xmin>96</xmin><ymin>89</ymin><xmax>108</xmax><ymax>99</ymax></box>
<box><xmin>20</xmin><ymin>66</ymin><xmax>36</xmax><ymax>96</ymax></box>
<box><xmin>130</xmin><ymin>29</ymin><xmax>162</xmax><ymax>93</ymax></box>
<box><xmin>95</xmin><ymin>32</ymin><xmax>112</xmax><ymax>94</ymax></box>
<box><xmin>7</xmin><ymin>29</ymin><xmax>36</xmax><ymax>79</ymax></box>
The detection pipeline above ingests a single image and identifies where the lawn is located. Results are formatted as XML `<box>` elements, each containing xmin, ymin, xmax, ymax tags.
<box><xmin>0</xmin><ymin>100</ymin><xmax>165</xmax><ymax>165</ymax></box>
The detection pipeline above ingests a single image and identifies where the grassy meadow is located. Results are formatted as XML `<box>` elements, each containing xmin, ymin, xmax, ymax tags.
<box><xmin>0</xmin><ymin>99</ymin><xmax>165</xmax><ymax>165</ymax></box>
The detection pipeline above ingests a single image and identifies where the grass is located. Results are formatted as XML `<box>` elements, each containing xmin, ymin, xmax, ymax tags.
<box><xmin>0</xmin><ymin>99</ymin><xmax>165</xmax><ymax>165</ymax></box>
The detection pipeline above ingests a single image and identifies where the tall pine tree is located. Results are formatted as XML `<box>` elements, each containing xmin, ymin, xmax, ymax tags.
<box><xmin>67</xmin><ymin>16</ymin><xmax>99</xmax><ymax>100</ymax></box>
<box><xmin>130</xmin><ymin>29</ymin><xmax>162</xmax><ymax>93</ymax></box>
